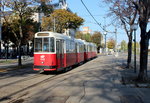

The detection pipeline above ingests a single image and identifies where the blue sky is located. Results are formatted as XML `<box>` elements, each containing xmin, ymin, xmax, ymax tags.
<box><xmin>66</xmin><ymin>0</ymin><xmax>142</xmax><ymax>44</ymax></box>
<box><xmin>51</xmin><ymin>0</ymin><xmax>150</xmax><ymax>44</ymax></box>
<box><xmin>66</xmin><ymin>0</ymin><xmax>129</xmax><ymax>44</ymax></box>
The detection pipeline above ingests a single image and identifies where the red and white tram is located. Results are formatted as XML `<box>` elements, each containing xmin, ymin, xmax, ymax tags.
<box><xmin>33</xmin><ymin>32</ymin><xmax>97</xmax><ymax>72</ymax></box>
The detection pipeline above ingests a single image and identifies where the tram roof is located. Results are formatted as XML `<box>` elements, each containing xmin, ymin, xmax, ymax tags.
<box><xmin>75</xmin><ymin>39</ymin><xmax>84</xmax><ymax>44</ymax></box>
<box><xmin>35</xmin><ymin>31</ymin><xmax>74</xmax><ymax>40</ymax></box>
<box><xmin>35</xmin><ymin>31</ymin><xmax>97</xmax><ymax>46</ymax></box>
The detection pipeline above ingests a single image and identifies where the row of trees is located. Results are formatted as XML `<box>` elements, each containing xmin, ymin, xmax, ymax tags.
<box><xmin>120</xmin><ymin>40</ymin><xmax>140</xmax><ymax>53</ymax></box>
<box><xmin>0</xmin><ymin>0</ymin><xmax>40</xmax><ymax>65</ymax></box>
<box><xmin>104</xmin><ymin>0</ymin><xmax>150</xmax><ymax>81</ymax></box>
<box><xmin>0</xmin><ymin>0</ymin><xmax>84</xmax><ymax>66</ymax></box>
<box><xmin>75</xmin><ymin>31</ymin><xmax>120</xmax><ymax>53</ymax></box>
<box><xmin>41</xmin><ymin>9</ymin><xmax>84</xmax><ymax>33</ymax></box>
<box><xmin>75</xmin><ymin>31</ymin><xmax>104</xmax><ymax>53</ymax></box>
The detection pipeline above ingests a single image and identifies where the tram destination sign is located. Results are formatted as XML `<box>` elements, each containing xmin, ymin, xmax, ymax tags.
<box><xmin>37</xmin><ymin>33</ymin><xmax>49</xmax><ymax>36</ymax></box>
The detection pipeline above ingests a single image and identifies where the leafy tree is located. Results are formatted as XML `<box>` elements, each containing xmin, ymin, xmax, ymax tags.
<box><xmin>41</xmin><ymin>9</ymin><xmax>84</xmax><ymax>33</ymax></box>
<box><xmin>132</xmin><ymin>42</ymin><xmax>140</xmax><ymax>53</ymax></box>
<box><xmin>107</xmin><ymin>38</ymin><xmax>116</xmax><ymax>49</ymax></box>
<box><xmin>2</xmin><ymin>18</ymin><xmax>38</xmax><ymax>45</ymax></box>
<box><xmin>83</xmin><ymin>33</ymin><xmax>92</xmax><ymax>42</ymax></box>
<box><xmin>104</xmin><ymin>0</ymin><xmax>138</xmax><ymax>68</ymax></box>
<box><xmin>37</xmin><ymin>0</ymin><xmax>53</xmax><ymax>16</ymax></box>
<box><xmin>75</xmin><ymin>31</ymin><xmax>92</xmax><ymax>42</ymax></box>
<box><xmin>33</xmin><ymin>0</ymin><xmax>53</xmax><ymax>31</ymax></box>
<box><xmin>42</xmin><ymin>17</ymin><xmax>53</xmax><ymax>31</ymax></box>
<box><xmin>2</xmin><ymin>0</ymin><xmax>36</xmax><ymax>66</ymax></box>
<box><xmin>91</xmin><ymin>31</ymin><xmax>103</xmax><ymax>53</ymax></box>
<box><xmin>75</xmin><ymin>31</ymin><xmax>84</xmax><ymax>40</ymax></box>
<box><xmin>101</xmin><ymin>43</ymin><xmax>105</xmax><ymax>48</ymax></box>
<box><xmin>120</xmin><ymin>40</ymin><xmax>127</xmax><ymax>52</ymax></box>
<box><xmin>2</xmin><ymin>18</ymin><xmax>38</xmax><ymax>58</ymax></box>
<box><xmin>75</xmin><ymin>32</ymin><xmax>92</xmax><ymax>42</ymax></box>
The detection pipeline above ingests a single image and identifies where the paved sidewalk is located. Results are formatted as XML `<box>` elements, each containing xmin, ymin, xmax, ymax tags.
<box><xmin>0</xmin><ymin>57</ymin><xmax>33</xmax><ymax>72</ymax></box>
<box><xmin>0</xmin><ymin>55</ymin><xmax>150</xmax><ymax>103</ymax></box>
<box><xmin>116</xmin><ymin>55</ymin><xmax>150</xmax><ymax>103</ymax></box>
<box><xmin>24</xmin><ymin>55</ymin><xmax>150</xmax><ymax>103</ymax></box>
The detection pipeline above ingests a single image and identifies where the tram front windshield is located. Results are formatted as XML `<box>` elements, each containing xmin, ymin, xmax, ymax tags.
<box><xmin>34</xmin><ymin>37</ymin><xmax>55</xmax><ymax>52</ymax></box>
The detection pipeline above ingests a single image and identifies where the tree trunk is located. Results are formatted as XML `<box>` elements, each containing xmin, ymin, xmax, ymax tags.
<box><xmin>6</xmin><ymin>43</ymin><xmax>9</xmax><ymax>59</ymax></box>
<box><xmin>5</xmin><ymin>42</ymin><xmax>9</xmax><ymax>60</ymax></box>
<box><xmin>18</xmin><ymin>44</ymin><xmax>22</xmax><ymax>66</ymax></box>
<box><xmin>127</xmin><ymin>35</ymin><xmax>132</xmax><ymax>68</ymax></box>
<box><xmin>138</xmin><ymin>21</ymin><xmax>149</xmax><ymax>81</ymax></box>
<box><xmin>18</xmin><ymin>23</ymin><xmax>23</xmax><ymax>66</ymax></box>
<box><xmin>0</xmin><ymin>40</ymin><xmax>1</xmax><ymax>59</ymax></box>
<box><xmin>27</xmin><ymin>42</ymin><xmax>29</xmax><ymax>55</ymax></box>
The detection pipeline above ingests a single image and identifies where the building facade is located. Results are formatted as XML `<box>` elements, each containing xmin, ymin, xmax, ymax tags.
<box><xmin>82</xmin><ymin>27</ymin><xmax>92</xmax><ymax>34</ymax></box>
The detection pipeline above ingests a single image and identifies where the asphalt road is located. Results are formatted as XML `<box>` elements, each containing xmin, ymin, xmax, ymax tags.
<box><xmin>0</xmin><ymin>54</ymin><xmax>149</xmax><ymax>103</ymax></box>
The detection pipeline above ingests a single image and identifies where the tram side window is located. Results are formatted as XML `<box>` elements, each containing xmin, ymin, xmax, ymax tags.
<box><xmin>90</xmin><ymin>46</ymin><xmax>92</xmax><ymax>52</ymax></box>
<box><xmin>69</xmin><ymin>41</ymin><xmax>72</xmax><ymax>52</ymax></box>
<box><xmin>71</xmin><ymin>41</ymin><xmax>75</xmax><ymax>52</ymax></box>
<box><xmin>43</xmin><ymin>38</ymin><xmax>50</xmax><ymax>52</ymax></box>
<box><xmin>84</xmin><ymin>45</ymin><xmax>86</xmax><ymax>52</ymax></box>
<box><xmin>66</xmin><ymin>40</ymin><xmax>69</xmax><ymax>53</ymax></box>
<box><xmin>79</xmin><ymin>45</ymin><xmax>81</xmax><ymax>52</ymax></box>
<box><xmin>69</xmin><ymin>40</ymin><xmax>72</xmax><ymax>53</ymax></box>
<box><xmin>81</xmin><ymin>45</ymin><xmax>84</xmax><ymax>52</ymax></box>
<box><xmin>34</xmin><ymin>37</ymin><xmax>55</xmax><ymax>52</ymax></box>
<box><xmin>35</xmin><ymin>38</ymin><xmax>42</xmax><ymax>52</ymax></box>
<box><xmin>50</xmin><ymin>37</ymin><xmax>55</xmax><ymax>52</ymax></box>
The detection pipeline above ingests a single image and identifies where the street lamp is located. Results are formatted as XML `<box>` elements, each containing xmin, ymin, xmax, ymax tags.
<box><xmin>131</xmin><ymin>23</ymin><xmax>138</xmax><ymax>73</ymax></box>
<box><xmin>53</xmin><ymin>17</ymin><xmax>56</xmax><ymax>32</ymax></box>
<box><xmin>104</xmin><ymin>32</ymin><xmax>107</xmax><ymax>55</ymax></box>
<box><xmin>114</xmin><ymin>28</ymin><xmax>118</xmax><ymax>57</ymax></box>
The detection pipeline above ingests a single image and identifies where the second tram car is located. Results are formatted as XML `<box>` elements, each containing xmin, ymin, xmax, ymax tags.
<box><xmin>33</xmin><ymin>32</ymin><xmax>97</xmax><ymax>72</ymax></box>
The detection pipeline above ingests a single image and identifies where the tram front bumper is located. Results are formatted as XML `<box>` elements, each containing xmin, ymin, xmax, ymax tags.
<box><xmin>33</xmin><ymin>65</ymin><xmax>57</xmax><ymax>71</ymax></box>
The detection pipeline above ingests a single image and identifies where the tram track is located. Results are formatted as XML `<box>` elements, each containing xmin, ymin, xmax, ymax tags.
<box><xmin>0</xmin><ymin>65</ymin><xmax>34</xmax><ymax>80</ymax></box>
<box><xmin>0</xmin><ymin>75</ymin><xmax>57</xmax><ymax>102</ymax></box>
<box><xmin>0</xmin><ymin>57</ymin><xmax>105</xmax><ymax>103</ymax></box>
<box><xmin>0</xmin><ymin>73</ymin><xmax>46</xmax><ymax>89</ymax></box>
<box><xmin>0</xmin><ymin>57</ymin><xmax>105</xmax><ymax>91</ymax></box>
<box><xmin>14</xmin><ymin>64</ymin><xmax>114</xmax><ymax>103</ymax></box>
<box><xmin>0</xmin><ymin>70</ymin><xmax>39</xmax><ymax>80</ymax></box>
<box><xmin>0</xmin><ymin>68</ymin><xmax>86</xmax><ymax>103</ymax></box>
<box><xmin>0</xmin><ymin>69</ymin><xmax>76</xmax><ymax>102</ymax></box>
<box><xmin>8</xmin><ymin>73</ymin><xmax>83</xmax><ymax>103</ymax></box>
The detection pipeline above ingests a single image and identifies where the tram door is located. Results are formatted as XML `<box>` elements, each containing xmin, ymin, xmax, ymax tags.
<box><xmin>75</xmin><ymin>43</ymin><xmax>78</xmax><ymax>63</ymax></box>
<box><xmin>56</xmin><ymin>40</ymin><xmax>64</xmax><ymax>69</ymax></box>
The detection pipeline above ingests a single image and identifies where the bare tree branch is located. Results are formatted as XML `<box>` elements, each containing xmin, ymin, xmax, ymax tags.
<box><xmin>148</xmin><ymin>30</ymin><xmax>150</xmax><ymax>39</ymax></box>
<box><xmin>130</xmin><ymin>10</ymin><xmax>137</xmax><ymax>25</ymax></box>
<box><xmin>120</xmin><ymin>18</ymin><xmax>129</xmax><ymax>37</ymax></box>
<box><xmin>131</xmin><ymin>0</ymin><xmax>139</xmax><ymax>11</ymax></box>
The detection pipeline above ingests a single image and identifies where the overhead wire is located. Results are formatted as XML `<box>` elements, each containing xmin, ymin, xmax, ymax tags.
<box><xmin>80</xmin><ymin>0</ymin><xmax>106</xmax><ymax>32</ymax></box>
